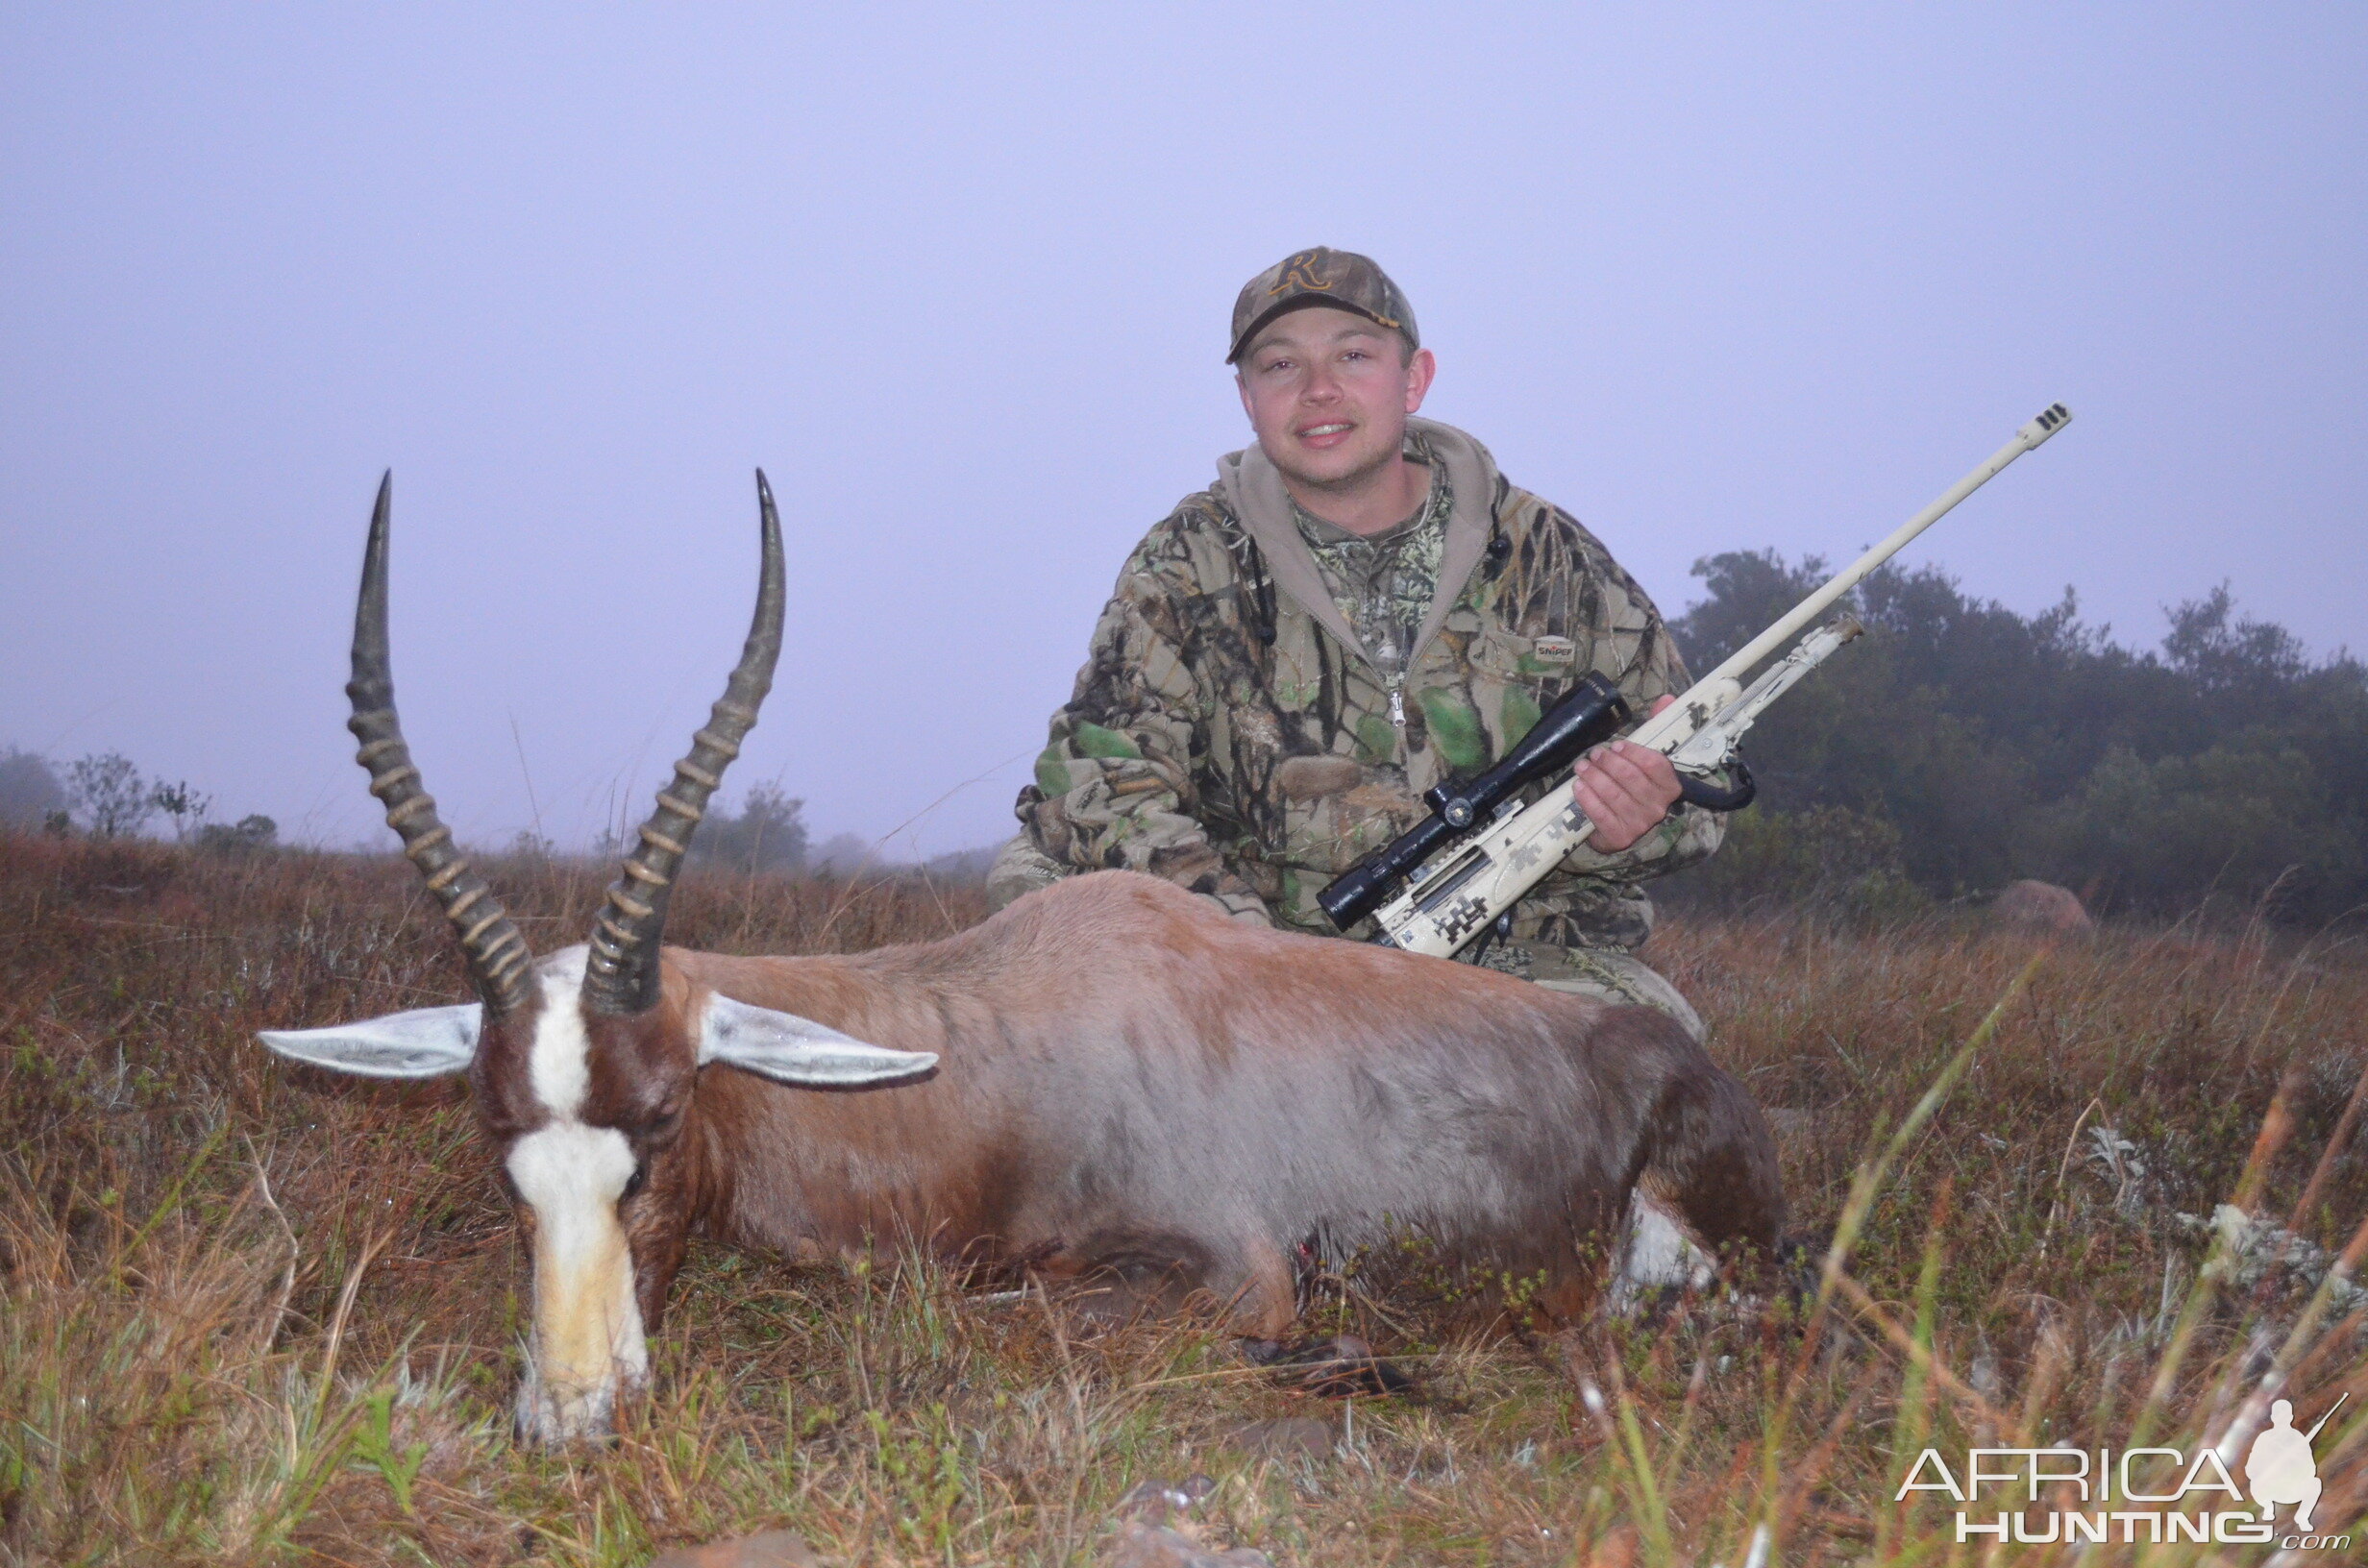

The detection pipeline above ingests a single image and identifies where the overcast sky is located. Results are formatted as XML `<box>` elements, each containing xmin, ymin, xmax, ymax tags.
<box><xmin>4</xmin><ymin>5</ymin><xmax>2362</xmax><ymax>859</ymax></box>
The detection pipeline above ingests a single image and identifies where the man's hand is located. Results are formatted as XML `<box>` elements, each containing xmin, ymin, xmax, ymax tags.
<box><xmin>1570</xmin><ymin>694</ymin><xmax>1680</xmax><ymax>854</ymax></box>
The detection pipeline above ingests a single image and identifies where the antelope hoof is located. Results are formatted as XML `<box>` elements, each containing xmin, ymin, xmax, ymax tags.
<box><xmin>1242</xmin><ymin>1334</ymin><xmax>1417</xmax><ymax>1397</ymax></box>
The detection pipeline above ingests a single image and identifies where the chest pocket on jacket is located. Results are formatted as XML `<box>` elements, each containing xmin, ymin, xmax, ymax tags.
<box><xmin>1594</xmin><ymin>595</ymin><xmax>1652</xmax><ymax>682</ymax></box>
<box><xmin>1468</xmin><ymin>628</ymin><xmax>1566</xmax><ymax>755</ymax></box>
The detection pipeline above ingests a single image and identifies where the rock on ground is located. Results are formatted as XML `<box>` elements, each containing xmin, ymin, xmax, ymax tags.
<box><xmin>1109</xmin><ymin>1519</ymin><xmax>1274</xmax><ymax>1567</ymax></box>
<box><xmin>1107</xmin><ymin>1475</ymin><xmax>1270</xmax><ymax>1565</ymax></box>
<box><xmin>1221</xmin><ymin>1416</ymin><xmax>1336</xmax><ymax>1461</ymax></box>
<box><xmin>1991</xmin><ymin>879</ymin><xmax>2092</xmax><ymax>931</ymax></box>
<box><xmin>646</xmin><ymin>1530</ymin><xmax>819</xmax><ymax>1568</ymax></box>
<box><xmin>1114</xmin><ymin>1475</ymin><xmax>1219</xmax><ymax>1521</ymax></box>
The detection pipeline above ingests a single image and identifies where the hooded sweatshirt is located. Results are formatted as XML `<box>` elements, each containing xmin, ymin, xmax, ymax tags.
<box><xmin>1015</xmin><ymin>417</ymin><xmax>1723</xmax><ymax>951</ymax></box>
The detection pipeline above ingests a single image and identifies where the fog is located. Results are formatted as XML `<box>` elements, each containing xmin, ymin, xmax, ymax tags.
<box><xmin>4</xmin><ymin>5</ymin><xmax>2361</xmax><ymax>857</ymax></box>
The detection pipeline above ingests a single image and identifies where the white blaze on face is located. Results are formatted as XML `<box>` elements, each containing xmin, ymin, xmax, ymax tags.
<box><xmin>508</xmin><ymin>1121</ymin><xmax>647</xmax><ymax>1438</ymax></box>
<box><xmin>506</xmin><ymin>948</ymin><xmax>649</xmax><ymax>1442</ymax></box>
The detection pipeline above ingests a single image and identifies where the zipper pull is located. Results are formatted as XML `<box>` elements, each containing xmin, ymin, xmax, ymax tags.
<box><xmin>1389</xmin><ymin>684</ymin><xmax>1406</xmax><ymax>728</ymax></box>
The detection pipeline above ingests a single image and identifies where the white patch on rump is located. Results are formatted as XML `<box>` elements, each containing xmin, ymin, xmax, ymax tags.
<box><xmin>1610</xmin><ymin>1191</ymin><xmax>1718</xmax><ymax>1313</ymax></box>
<box><xmin>506</xmin><ymin>1115</ymin><xmax>647</xmax><ymax>1441</ymax></box>
<box><xmin>526</xmin><ymin>946</ymin><xmax>593</xmax><ymax>1118</ymax></box>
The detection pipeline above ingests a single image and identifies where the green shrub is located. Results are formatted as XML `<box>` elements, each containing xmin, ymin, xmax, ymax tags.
<box><xmin>1662</xmin><ymin>803</ymin><xmax>1928</xmax><ymax>921</ymax></box>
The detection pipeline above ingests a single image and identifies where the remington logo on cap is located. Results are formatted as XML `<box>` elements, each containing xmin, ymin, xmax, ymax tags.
<box><xmin>1271</xmin><ymin>251</ymin><xmax>1338</xmax><ymax>296</ymax></box>
<box><xmin>1228</xmin><ymin>246</ymin><xmax>1418</xmax><ymax>363</ymax></box>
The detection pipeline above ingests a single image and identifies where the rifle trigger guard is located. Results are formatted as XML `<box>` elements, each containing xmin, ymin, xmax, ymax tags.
<box><xmin>1676</xmin><ymin>756</ymin><xmax>1756</xmax><ymax>813</ymax></box>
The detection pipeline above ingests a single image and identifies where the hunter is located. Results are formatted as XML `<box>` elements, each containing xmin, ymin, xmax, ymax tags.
<box><xmin>988</xmin><ymin>248</ymin><xmax>1722</xmax><ymax>1038</ymax></box>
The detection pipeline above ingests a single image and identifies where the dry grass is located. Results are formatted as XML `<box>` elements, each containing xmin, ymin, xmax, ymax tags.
<box><xmin>2</xmin><ymin>830</ymin><xmax>2363</xmax><ymax>1565</ymax></box>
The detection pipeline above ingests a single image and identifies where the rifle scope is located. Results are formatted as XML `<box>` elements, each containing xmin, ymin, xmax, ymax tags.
<box><xmin>1317</xmin><ymin>673</ymin><xmax>1632</xmax><ymax>933</ymax></box>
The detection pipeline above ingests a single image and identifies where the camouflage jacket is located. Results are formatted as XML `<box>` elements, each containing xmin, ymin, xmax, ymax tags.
<box><xmin>1014</xmin><ymin>418</ymin><xmax>1723</xmax><ymax>950</ymax></box>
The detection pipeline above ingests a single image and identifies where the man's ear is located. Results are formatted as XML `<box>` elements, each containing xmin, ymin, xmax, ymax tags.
<box><xmin>697</xmin><ymin>993</ymin><xmax>937</xmax><ymax>1087</ymax></box>
<box><xmin>1402</xmin><ymin>345</ymin><xmax>1437</xmax><ymax>413</ymax></box>
<box><xmin>259</xmin><ymin>1003</ymin><xmax>481</xmax><ymax>1079</ymax></box>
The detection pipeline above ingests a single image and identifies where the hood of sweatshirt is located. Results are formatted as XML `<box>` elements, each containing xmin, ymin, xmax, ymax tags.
<box><xmin>1215</xmin><ymin>416</ymin><xmax>1503</xmax><ymax>675</ymax></box>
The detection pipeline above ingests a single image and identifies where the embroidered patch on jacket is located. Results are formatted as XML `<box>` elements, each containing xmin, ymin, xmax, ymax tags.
<box><xmin>1533</xmin><ymin>636</ymin><xmax>1577</xmax><ymax>664</ymax></box>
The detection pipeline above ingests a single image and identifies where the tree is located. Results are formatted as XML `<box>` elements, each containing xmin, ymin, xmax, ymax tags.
<box><xmin>808</xmin><ymin>832</ymin><xmax>874</xmax><ymax>876</ymax></box>
<box><xmin>686</xmin><ymin>781</ymin><xmax>808</xmax><ymax>873</ymax></box>
<box><xmin>149</xmin><ymin>778</ymin><xmax>212</xmax><ymax>842</ymax></box>
<box><xmin>2162</xmin><ymin>584</ymin><xmax>2311</xmax><ymax>697</ymax></box>
<box><xmin>0</xmin><ymin>747</ymin><xmax>66</xmax><ymax>828</ymax></box>
<box><xmin>67</xmin><ymin>752</ymin><xmax>154</xmax><ymax>840</ymax></box>
<box><xmin>504</xmin><ymin>829</ymin><xmax>556</xmax><ymax>861</ymax></box>
<box><xmin>198</xmin><ymin>814</ymin><xmax>279</xmax><ymax>853</ymax></box>
<box><xmin>1664</xmin><ymin>555</ymin><xmax>2368</xmax><ymax>923</ymax></box>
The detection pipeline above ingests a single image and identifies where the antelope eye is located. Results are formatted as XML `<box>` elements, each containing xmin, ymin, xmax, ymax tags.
<box><xmin>622</xmin><ymin>1164</ymin><xmax>647</xmax><ymax>1200</ymax></box>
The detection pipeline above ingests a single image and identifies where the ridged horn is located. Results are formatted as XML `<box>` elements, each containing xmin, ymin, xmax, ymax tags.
<box><xmin>580</xmin><ymin>470</ymin><xmax>785</xmax><ymax>1016</ymax></box>
<box><xmin>346</xmin><ymin>472</ymin><xmax>536</xmax><ymax>1017</ymax></box>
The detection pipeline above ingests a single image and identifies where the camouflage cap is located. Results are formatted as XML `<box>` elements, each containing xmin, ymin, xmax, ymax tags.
<box><xmin>1226</xmin><ymin>248</ymin><xmax>1418</xmax><ymax>364</ymax></box>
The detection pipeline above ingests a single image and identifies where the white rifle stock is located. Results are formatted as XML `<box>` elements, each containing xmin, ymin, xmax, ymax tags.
<box><xmin>1344</xmin><ymin>403</ymin><xmax>2075</xmax><ymax>958</ymax></box>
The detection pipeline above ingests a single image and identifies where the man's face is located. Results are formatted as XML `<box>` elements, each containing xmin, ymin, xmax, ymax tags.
<box><xmin>1235</xmin><ymin>306</ymin><xmax>1436</xmax><ymax>494</ymax></box>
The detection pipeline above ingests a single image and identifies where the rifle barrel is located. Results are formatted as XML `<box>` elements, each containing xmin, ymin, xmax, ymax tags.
<box><xmin>1692</xmin><ymin>404</ymin><xmax>2073</xmax><ymax>698</ymax></box>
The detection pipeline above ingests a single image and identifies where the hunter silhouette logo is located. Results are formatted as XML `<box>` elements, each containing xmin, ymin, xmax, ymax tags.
<box><xmin>2248</xmin><ymin>1394</ymin><xmax>2344</xmax><ymax>1532</ymax></box>
<box><xmin>1270</xmin><ymin>251</ymin><xmax>1336</xmax><ymax>295</ymax></box>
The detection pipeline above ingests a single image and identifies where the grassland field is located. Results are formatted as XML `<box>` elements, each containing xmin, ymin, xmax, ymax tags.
<box><xmin>2</xmin><ymin>832</ymin><xmax>2362</xmax><ymax>1566</ymax></box>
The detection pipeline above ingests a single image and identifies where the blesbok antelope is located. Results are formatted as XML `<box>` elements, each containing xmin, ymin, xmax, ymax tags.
<box><xmin>260</xmin><ymin>473</ymin><xmax>1786</xmax><ymax>1444</ymax></box>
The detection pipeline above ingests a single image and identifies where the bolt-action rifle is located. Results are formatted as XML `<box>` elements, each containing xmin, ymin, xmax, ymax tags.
<box><xmin>1318</xmin><ymin>404</ymin><xmax>2077</xmax><ymax>957</ymax></box>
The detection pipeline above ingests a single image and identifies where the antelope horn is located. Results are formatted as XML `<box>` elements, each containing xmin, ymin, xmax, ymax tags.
<box><xmin>346</xmin><ymin>473</ymin><xmax>536</xmax><ymax>1017</ymax></box>
<box><xmin>581</xmin><ymin>470</ymin><xmax>785</xmax><ymax>1016</ymax></box>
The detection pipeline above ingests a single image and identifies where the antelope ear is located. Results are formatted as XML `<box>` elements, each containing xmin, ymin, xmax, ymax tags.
<box><xmin>258</xmin><ymin>1003</ymin><xmax>481</xmax><ymax>1079</ymax></box>
<box><xmin>697</xmin><ymin>993</ymin><xmax>937</xmax><ymax>1087</ymax></box>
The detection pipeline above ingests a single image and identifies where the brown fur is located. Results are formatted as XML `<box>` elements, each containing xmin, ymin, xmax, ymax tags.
<box><xmin>523</xmin><ymin>870</ymin><xmax>1786</xmax><ymax>1339</ymax></box>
